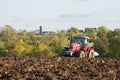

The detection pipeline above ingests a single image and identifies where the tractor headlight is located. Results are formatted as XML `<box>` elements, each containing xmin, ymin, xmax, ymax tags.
<box><xmin>67</xmin><ymin>51</ymin><xmax>73</xmax><ymax>56</ymax></box>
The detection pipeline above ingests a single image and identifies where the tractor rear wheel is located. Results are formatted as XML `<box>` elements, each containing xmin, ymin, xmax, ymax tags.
<box><xmin>88</xmin><ymin>49</ymin><xmax>95</xmax><ymax>58</ymax></box>
<box><xmin>79</xmin><ymin>50</ymin><xmax>85</xmax><ymax>58</ymax></box>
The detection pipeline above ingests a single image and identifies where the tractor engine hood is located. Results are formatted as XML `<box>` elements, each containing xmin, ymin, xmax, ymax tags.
<box><xmin>69</xmin><ymin>43</ymin><xmax>81</xmax><ymax>52</ymax></box>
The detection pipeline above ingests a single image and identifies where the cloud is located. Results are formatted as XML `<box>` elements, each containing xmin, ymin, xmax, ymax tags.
<box><xmin>60</xmin><ymin>12</ymin><xmax>96</xmax><ymax>18</ymax></box>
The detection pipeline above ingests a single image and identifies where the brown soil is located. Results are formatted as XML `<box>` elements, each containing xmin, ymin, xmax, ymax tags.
<box><xmin>0</xmin><ymin>57</ymin><xmax>120</xmax><ymax>80</ymax></box>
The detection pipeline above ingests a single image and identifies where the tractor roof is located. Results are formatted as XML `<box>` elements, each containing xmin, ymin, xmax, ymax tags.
<box><xmin>75</xmin><ymin>35</ymin><xmax>90</xmax><ymax>39</ymax></box>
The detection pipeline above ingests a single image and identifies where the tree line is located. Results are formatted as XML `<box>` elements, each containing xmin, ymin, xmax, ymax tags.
<box><xmin>0</xmin><ymin>25</ymin><xmax>120</xmax><ymax>57</ymax></box>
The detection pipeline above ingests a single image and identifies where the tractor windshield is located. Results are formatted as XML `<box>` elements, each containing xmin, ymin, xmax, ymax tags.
<box><xmin>71</xmin><ymin>37</ymin><xmax>83</xmax><ymax>45</ymax></box>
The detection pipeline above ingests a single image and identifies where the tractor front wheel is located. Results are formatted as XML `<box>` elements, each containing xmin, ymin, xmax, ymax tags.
<box><xmin>79</xmin><ymin>50</ymin><xmax>85</xmax><ymax>58</ymax></box>
<box><xmin>88</xmin><ymin>49</ymin><xmax>95</xmax><ymax>58</ymax></box>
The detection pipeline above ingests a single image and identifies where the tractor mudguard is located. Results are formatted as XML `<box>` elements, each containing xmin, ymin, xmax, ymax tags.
<box><xmin>85</xmin><ymin>43</ymin><xmax>94</xmax><ymax>52</ymax></box>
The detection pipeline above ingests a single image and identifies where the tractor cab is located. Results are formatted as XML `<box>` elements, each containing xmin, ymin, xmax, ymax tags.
<box><xmin>70</xmin><ymin>36</ymin><xmax>91</xmax><ymax>48</ymax></box>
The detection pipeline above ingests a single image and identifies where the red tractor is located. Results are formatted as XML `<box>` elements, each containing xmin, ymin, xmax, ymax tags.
<box><xmin>62</xmin><ymin>35</ymin><xmax>95</xmax><ymax>58</ymax></box>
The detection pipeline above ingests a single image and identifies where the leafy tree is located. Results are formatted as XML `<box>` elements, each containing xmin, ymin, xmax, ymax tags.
<box><xmin>19</xmin><ymin>30</ymin><xmax>30</xmax><ymax>43</ymax></box>
<box><xmin>94</xmin><ymin>38</ymin><xmax>109</xmax><ymax>57</ymax></box>
<box><xmin>97</xmin><ymin>26</ymin><xmax>110</xmax><ymax>38</ymax></box>
<box><xmin>113</xmin><ymin>28</ymin><xmax>120</xmax><ymax>36</ymax></box>
<box><xmin>68</xmin><ymin>27</ymin><xmax>80</xmax><ymax>36</ymax></box>
<box><xmin>15</xmin><ymin>39</ymin><xmax>26</xmax><ymax>54</ymax></box>
<box><xmin>1</xmin><ymin>25</ymin><xmax>17</xmax><ymax>48</ymax></box>
<box><xmin>95</xmin><ymin>26</ymin><xmax>110</xmax><ymax>56</ymax></box>
<box><xmin>0</xmin><ymin>27</ymin><xmax>3</xmax><ymax>37</ymax></box>
<box><xmin>108</xmin><ymin>28</ymin><xmax>120</xmax><ymax>57</ymax></box>
<box><xmin>85</xmin><ymin>28</ymin><xmax>97</xmax><ymax>40</ymax></box>
<box><xmin>58</xmin><ymin>30</ymin><xmax>67</xmax><ymax>34</ymax></box>
<box><xmin>28</xmin><ymin>32</ymin><xmax>37</xmax><ymax>46</ymax></box>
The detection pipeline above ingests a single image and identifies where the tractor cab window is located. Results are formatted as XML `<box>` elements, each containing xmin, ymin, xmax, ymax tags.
<box><xmin>84</xmin><ymin>38</ymin><xmax>90</xmax><ymax>45</ymax></box>
<box><xmin>74</xmin><ymin>37</ymin><xmax>83</xmax><ymax>45</ymax></box>
<box><xmin>84</xmin><ymin>38</ymin><xmax>88</xmax><ymax>44</ymax></box>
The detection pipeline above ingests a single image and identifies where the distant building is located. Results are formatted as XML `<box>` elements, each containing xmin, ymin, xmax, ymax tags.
<box><xmin>35</xmin><ymin>26</ymin><xmax>56</xmax><ymax>34</ymax></box>
<box><xmin>39</xmin><ymin>26</ymin><xmax>42</xmax><ymax>34</ymax></box>
<box><xmin>42</xmin><ymin>31</ymin><xmax>56</xmax><ymax>34</ymax></box>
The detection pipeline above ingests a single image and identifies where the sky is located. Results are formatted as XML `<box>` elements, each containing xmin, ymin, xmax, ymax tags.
<box><xmin>0</xmin><ymin>0</ymin><xmax>120</xmax><ymax>31</ymax></box>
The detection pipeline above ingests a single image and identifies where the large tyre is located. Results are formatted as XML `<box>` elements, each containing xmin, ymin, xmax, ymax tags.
<box><xmin>88</xmin><ymin>49</ymin><xmax>95</xmax><ymax>58</ymax></box>
<box><xmin>79</xmin><ymin>50</ymin><xmax>85</xmax><ymax>58</ymax></box>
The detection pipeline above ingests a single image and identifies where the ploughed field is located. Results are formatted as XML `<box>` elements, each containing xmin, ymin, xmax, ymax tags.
<box><xmin>0</xmin><ymin>57</ymin><xmax>120</xmax><ymax>80</ymax></box>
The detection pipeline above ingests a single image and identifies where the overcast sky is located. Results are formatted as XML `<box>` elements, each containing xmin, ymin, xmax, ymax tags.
<box><xmin>0</xmin><ymin>0</ymin><xmax>120</xmax><ymax>31</ymax></box>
